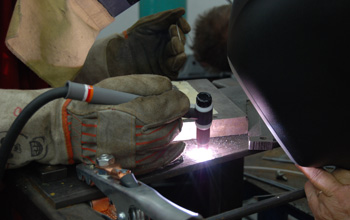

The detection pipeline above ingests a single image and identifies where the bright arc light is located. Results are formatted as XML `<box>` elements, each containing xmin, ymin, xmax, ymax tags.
<box><xmin>186</xmin><ymin>147</ymin><xmax>214</xmax><ymax>162</ymax></box>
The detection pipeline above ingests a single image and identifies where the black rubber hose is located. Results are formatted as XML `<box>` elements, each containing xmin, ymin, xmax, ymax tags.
<box><xmin>0</xmin><ymin>86</ymin><xmax>68</xmax><ymax>180</ymax></box>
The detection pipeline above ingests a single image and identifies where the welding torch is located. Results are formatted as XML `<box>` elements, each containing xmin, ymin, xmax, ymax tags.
<box><xmin>67</xmin><ymin>82</ymin><xmax>214</xmax><ymax>147</ymax></box>
<box><xmin>0</xmin><ymin>82</ymin><xmax>212</xmax><ymax>180</ymax></box>
<box><xmin>183</xmin><ymin>92</ymin><xmax>213</xmax><ymax>148</ymax></box>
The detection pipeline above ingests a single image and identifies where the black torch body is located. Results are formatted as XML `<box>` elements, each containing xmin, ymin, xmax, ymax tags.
<box><xmin>195</xmin><ymin>92</ymin><xmax>213</xmax><ymax>148</ymax></box>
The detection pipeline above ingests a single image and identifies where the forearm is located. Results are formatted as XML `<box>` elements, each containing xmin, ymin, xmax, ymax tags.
<box><xmin>5</xmin><ymin>0</ymin><xmax>115</xmax><ymax>87</ymax></box>
<box><xmin>0</xmin><ymin>89</ymin><xmax>69</xmax><ymax>168</ymax></box>
<box><xmin>0</xmin><ymin>75</ymin><xmax>189</xmax><ymax>176</ymax></box>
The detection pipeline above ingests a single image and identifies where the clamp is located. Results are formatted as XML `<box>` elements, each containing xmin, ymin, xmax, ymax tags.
<box><xmin>76</xmin><ymin>155</ymin><xmax>203</xmax><ymax>220</ymax></box>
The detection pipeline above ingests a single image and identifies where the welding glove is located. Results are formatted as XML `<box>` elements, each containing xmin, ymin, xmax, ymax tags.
<box><xmin>74</xmin><ymin>8</ymin><xmax>191</xmax><ymax>85</ymax></box>
<box><xmin>0</xmin><ymin>75</ymin><xmax>190</xmax><ymax>175</ymax></box>
<box><xmin>5</xmin><ymin>0</ymin><xmax>114</xmax><ymax>88</ymax></box>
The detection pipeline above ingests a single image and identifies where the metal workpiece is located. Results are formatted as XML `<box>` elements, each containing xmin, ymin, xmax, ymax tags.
<box><xmin>248</xmin><ymin>136</ymin><xmax>276</xmax><ymax>151</ymax></box>
<box><xmin>96</xmin><ymin>154</ymin><xmax>116</xmax><ymax>167</ymax></box>
<box><xmin>76</xmin><ymin>164</ymin><xmax>203</xmax><ymax>220</ymax></box>
<box><xmin>175</xmin><ymin>79</ymin><xmax>248</xmax><ymax>142</ymax></box>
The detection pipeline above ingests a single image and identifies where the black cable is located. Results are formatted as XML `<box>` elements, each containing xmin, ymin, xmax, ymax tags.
<box><xmin>0</xmin><ymin>86</ymin><xmax>68</xmax><ymax>180</ymax></box>
<box><xmin>206</xmin><ymin>188</ymin><xmax>306</xmax><ymax>220</ymax></box>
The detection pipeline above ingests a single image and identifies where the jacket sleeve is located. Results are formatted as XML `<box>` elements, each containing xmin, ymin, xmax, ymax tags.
<box><xmin>5</xmin><ymin>0</ymin><xmax>115</xmax><ymax>88</ymax></box>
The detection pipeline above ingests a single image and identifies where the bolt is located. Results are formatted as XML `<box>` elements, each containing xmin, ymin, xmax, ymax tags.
<box><xmin>86</xmin><ymin>164</ymin><xmax>95</xmax><ymax>170</ymax></box>
<box><xmin>96</xmin><ymin>154</ymin><xmax>115</xmax><ymax>167</ymax></box>
<box><xmin>276</xmin><ymin>170</ymin><xmax>288</xmax><ymax>181</ymax></box>
<box><xmin>118</xmin><ymin>212</ymin><xmax>127</xmax><ymax>220</ymax></box>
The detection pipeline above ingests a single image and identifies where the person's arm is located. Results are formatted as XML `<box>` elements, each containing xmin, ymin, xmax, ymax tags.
<box><xmin>5</xmin><ymin>0</ymin><xmax>115</xmax><ymax>88</ymax></box>
<box><xmin>297</xmin><ymin>165</ymin><xmax>350</xmax><ymax>220</ymax></box>
<box><xmin>6</xmin><ymin>1</ymin><xmax>190</xmax><ymax>88</ymax></box>
<box><xmin>0</xmin><ymin>75</ymin><xmax>189</xmax><ymax>175</ymax></box>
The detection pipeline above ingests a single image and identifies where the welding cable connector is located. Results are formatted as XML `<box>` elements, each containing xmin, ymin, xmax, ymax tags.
<box><xmin>65</xmin><ymin>81</ymin><xmax>139</xmax><ymax>105</ymax></box>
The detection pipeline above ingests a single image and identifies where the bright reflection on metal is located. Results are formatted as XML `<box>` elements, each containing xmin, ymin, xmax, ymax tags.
<box><xmin>174</xmin><ymin>122</ymin><xmax>197</xmax><ymax>141</ymax></box>
<box><xmin>186</xmin><ymin>147</ymin><xmax>214</xmax><ymax>162</ymax></box>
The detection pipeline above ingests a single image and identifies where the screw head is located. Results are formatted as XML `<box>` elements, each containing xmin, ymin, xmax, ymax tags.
<box><xmin>118</xmin><ymin>212</ymin><xmax>127</xmax><ymax>220</ymax></box>
<box><xmin>96</xmin><ymin>154</ymin><xmax>115</xmax><ymax>167</ymax></box>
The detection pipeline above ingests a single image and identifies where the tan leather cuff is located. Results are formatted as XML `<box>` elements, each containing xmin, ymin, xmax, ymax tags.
<box><xmin>5</xmin><ymin>0</ymin><xmax>114</xmax><ymax>88</ymax></box>
<box><xmin>69</xmin><ymin>0</ymin><xmax>115</xmax><ymax>30</ymax></box>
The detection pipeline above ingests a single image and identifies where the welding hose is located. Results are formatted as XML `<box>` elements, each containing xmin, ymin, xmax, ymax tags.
<box><xmin>0</xmin><ymin>86</ymin><xmax>68</xmax><ymax>180</ymax></box>
<box><xmin>65</xmin><ymin>81</ymin><xmax>139</xmax><ymax>105</ymax></box>
<box><xmin>0</xmin><ymin>82</ymin><xmax>139</xmax><ymax>180</ymax></box>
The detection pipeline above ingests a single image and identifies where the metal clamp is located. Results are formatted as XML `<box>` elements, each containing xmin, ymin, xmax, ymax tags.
<box><xmin>76</xmin><ymin>163</ymin><xmax>203</xmax><ymax>220</ymax></box>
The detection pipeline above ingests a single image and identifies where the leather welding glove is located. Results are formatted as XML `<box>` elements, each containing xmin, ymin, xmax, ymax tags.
<box><xmin>74</xmin><ymin>8</ymin><xmax>191</xmax><ymax>85</ymax></box>
<box><xmin>0</xmin><ymin>75</ymin><xmax>190</xmax><ymax>175</ymax></box>
<box><xmin>5</xmin><ymin>0</ymin><xmax>114</xmax><ymax>88</ymax></box>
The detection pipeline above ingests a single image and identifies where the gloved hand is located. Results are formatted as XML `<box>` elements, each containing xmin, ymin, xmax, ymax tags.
<box><xmin>74</xmin><ymin>8</ymin><xmax>191</xmax><ymax>85</ymax></box>
<box><xmin>0</xmin><ymin>75</ymin><xmax>190</xmax><ymax>175</ymax></box>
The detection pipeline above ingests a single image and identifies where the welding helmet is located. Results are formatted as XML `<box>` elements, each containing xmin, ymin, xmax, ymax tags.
<box><xmin>227</xmin><ymin>0</ymin><xmax>350</xmax><ymax>168</ymax></box>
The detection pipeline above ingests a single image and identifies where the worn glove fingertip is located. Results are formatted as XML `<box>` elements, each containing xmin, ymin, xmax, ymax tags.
<box><xmin>133</xmin><ymin>142</ymin><xmax>185</xmax><ymax>175</ymax></box>
<box><xmin>177</xmin><ymin>17</ymin><xmax>191</xmax><ymax>34</ymax></box>
<box><xmin>166</xmin><ymin>53</ymin><xmax>187</xmax><ymax>72</ymax></box>
<box><xmin>166</xmin><ymin>141</ymin><xmax>186</xmax><ymax>162</ymax></box>
<box><xmin>171</xmin><ymin>7</ymin><xmax>186</xmax><ymax>18</ymax></box>
<box><xmin>156</xmin><ymin>142</ymin><xmax>186</xmax><ymax>168</ymax></box>
<box><xmin>169</xmin><ymin>24</ymin><xmax>186</xmax><ymax>43</ymax></box>
<box><xmin>165</xmin><ymin>37</ymin><xmax>185</xmax><ymax>56</ymax></box>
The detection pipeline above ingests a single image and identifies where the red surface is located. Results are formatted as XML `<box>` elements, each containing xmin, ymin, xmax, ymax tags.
<box><xmin>1</xmin><ymin>0</ymin><xmax>49</xmax><ymax>89</ymax></box>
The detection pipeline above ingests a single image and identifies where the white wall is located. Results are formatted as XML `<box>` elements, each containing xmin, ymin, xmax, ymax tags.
<box><xmin>97</xmin><ymin>0</ymin><xmax>231</xmax><ymax>54</ymax></box>
<box><xmin>96</xmin><ymin>3</ymin><xmax>140</xmax><ymax>40</ymax></box>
